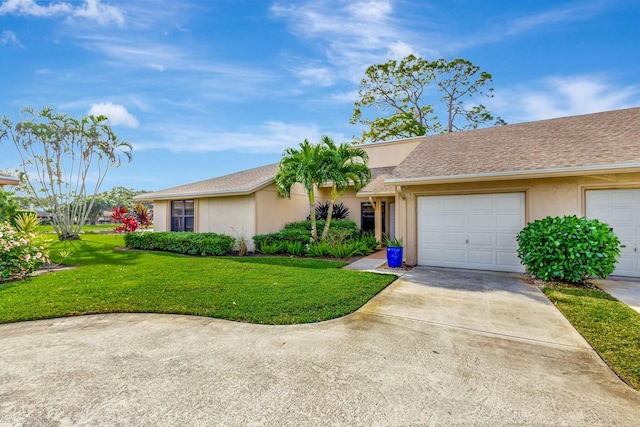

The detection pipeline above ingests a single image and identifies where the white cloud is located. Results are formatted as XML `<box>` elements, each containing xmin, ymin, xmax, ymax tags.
<box><xmin>0</xmin><ymin>30</ymin><xmax>21</xmax><ymax>46</ymax></box>
<box><xmin>0</xmin><ymin>0</ymin><xmax>71</xmax><ymax>17</ymax></box>
<box><xmin>296</xmin><ymin>66</ymin><xmax>334</xmax><ymax>86</ymax></box>
<box><xmin>0</xmin><ymin>0</ymin><xmax>124</xmax><ymax>26</ymax></box>
<box><xmin>492</xmin><ymin>75</ymin><xmax>640</xmax><ymax>122</ymax></box>
<box><xmin>271</xmin><ymin>0</ymin><xmax>423</xmax><ymax>83</ymax></box>
<box><xmin>74</xmin><ymin>0</ymin><xmax>125</xmax><ymax>27</ymax></box>
<box><xmin>134</xmin><ymin>121</ymin><xmax>347</xmax><ymax>154</ymax></box>
<box><xmin>88</xmin><ymin>102</ymin><xmax>139</xmax><ymax>128</ymax></box>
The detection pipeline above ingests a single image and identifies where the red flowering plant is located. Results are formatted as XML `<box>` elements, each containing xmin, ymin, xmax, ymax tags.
<box><xmin>132</xmin><ymin>203</ymin><xmax>152</xmax><ymax>229</ymax></box>
<box><xmin>111</xmin><ymin>207</ymin><xmax>138</xmax><ymax>233</ymax></box>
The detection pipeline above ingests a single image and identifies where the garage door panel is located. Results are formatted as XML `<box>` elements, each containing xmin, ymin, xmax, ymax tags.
<box><xmin>443</xmin><ymin>232</ymin><xmax>466</xmax><ymax>245</ymax></box>
<box><xmin>418</xmin><ymin>193</ymin><xmax>525</xmax><ymax>273</ymax></box>
<box><xmin>443</xmin><ymin>249</ymin><xmax>466</xmax><ymax>263</ymax></box>
<box><xmin>441</xmin><ymin>197</ymin><xmax>466</xmax><ymax>210</ymax></box>
<box><xmin>586</xmin><ymin>189</ymin><xmax>640</xmax><ymax>277</ymax></box>
<box><xmin>496</xmin><ymin>194</ymin><xmax>525</xmax><ymax>210</ymax></box>
<box><xmin>468</xmin><ymin>232</ymin><xmax>493</xmax><ymax>246</ymax></box>
<box><xmin>469</xmin><ymin>251</ymin><xmax>493</xmax><ymax>265</ymax></box>
<box><xmin>497</xmin><ymin>251</ymin><xmax>521</xmax><ymax>267</ymax></box>
<box><xmin>496</xmin><ymin>233</ymin><xmax>517</xmax><ymax>247</ymax></box>
<box><xmin>496</xmin><ymin>213</ymin><xmax>525</xmax><ymax>229</ymax></box>
<box><xmin>469</xmin><ymin>213</ymin><xmax>494</xmax><ymax>228</ymax></box>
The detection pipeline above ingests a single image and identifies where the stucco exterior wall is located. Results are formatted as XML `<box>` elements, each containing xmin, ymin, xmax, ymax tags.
<box><xmin>197</xmin><ymin>195</ymin><xmax>257</xmax><ymax>250</ymax></box>
<box><xmin>398</xmin><ymin>173</ymin><xmax>640</xmax><ymax>265</ymax></box>
<box><xmin>152</xmin><ymin>200</ymin><xmax>169</xmax><ymax>232</ymax></box>
<box><xmin>362</xmin><ymin>138</ymin><xmax>422</xmax><ymax>168</ymax></box>
<box><xmin>255</xmin><ymin>182</ymin><xmax>310</xmax><ymax>236</ymax></box>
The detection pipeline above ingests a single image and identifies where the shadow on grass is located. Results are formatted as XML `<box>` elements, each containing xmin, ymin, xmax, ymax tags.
<box><xmin>222</xmin><ymin>255</ymin><xmax>348</xmax><ymax>270</ymax></box>
<box><xmin>49</xmin><ymin>238</ymin><xmax>145</xmax><ymax>267</ymax></box>
<box><xmin>547</xmin><ymin>286</ymin><xmax>618</xmax><ymax>301</ymax></box>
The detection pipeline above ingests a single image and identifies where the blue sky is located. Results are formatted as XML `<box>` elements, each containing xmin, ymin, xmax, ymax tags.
<box><xmin>1</xmin><ymin>0</ymin><xmax>639</xmax><ymax>192</ymax></box>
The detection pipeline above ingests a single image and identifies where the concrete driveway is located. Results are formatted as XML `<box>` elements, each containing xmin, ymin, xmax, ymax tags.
<box><xmin>1</xmin><ymin>267</ymin><xmax>639</xmax><ymax>426</ymax></box>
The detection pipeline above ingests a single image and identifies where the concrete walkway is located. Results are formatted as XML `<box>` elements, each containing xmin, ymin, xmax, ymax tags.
<box><xmin>594</xmin><ymin>277</ymin><xmax>640</xmax><ymax>313</ymax></box>
<box><xmin>1</xmin><ymin>268</ymin><xmax>639</xmax><ymax>426</ymax></box>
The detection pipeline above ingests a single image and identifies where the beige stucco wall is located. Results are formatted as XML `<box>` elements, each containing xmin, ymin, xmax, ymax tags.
<box><xmin>255</xmin><ymin>183</ymin><xmax>310</xmax><ymax>238</ymax></box>
<box><xmin>362</xmin><ymin>138</ymin><xmax>422</xmax><ymax>168</ymax></box>
<box><xmin>152</xmin><ymin>200</ymin><xmax>169</xmax><ymax>232</ymax></box>
<box><xmin>197</xmin><ymin>195</ymin><xmax>257</xmax><ymax>249</ymax></box>
<box><xmin>397</xmin><ymin>172</ymin><xmax>640</xmax><ymax>265</ymax></box>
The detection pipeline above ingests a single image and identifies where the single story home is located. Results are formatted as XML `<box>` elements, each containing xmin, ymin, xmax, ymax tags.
<box><xmin>0</xmin><ymin>174</ymin><xmax>19</xmax><ymax>187</ymax></box>
<box><xmin>136</xmin><ymin>107</ymin><xmax>640</xmax><ymax>277</ymax></box>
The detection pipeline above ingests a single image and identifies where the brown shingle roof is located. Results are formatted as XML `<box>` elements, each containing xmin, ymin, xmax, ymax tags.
<box><xmin>356</xmin><ymin>167</ymin><xmax>396</xmax><ymax>196</ymax></box>
<box><xmin>0</xmin><ymin>174</ymin><xmax>19</xmax><ymax>186</ymax></box>
<box><xmin>135</xmin><ymin>163</ymin><xmax>279</xmax><ymax>200</ymax></box>
<box><xmin>388</xmin><ymin>107</ymin><xmax>640</xmax><ymax>183</ymax></box>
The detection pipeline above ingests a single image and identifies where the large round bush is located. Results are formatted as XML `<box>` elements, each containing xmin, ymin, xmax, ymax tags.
<box><xmin>516</xmin><ymin>215</ymin><xmax>622</xmax><ymax>283</ymax></box>
<box><xmin>0</xmin><ymin>222</ymin><xmax>50</xmax><ymax>280</ymax></box>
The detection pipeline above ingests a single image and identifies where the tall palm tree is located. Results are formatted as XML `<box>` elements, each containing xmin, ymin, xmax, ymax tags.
<box><xmin>274</xmin><ymin>139</ymin><xmax>329</xmax><ymax>243</ymax></box>
<box><xmin>320</xmin><ymin>136</ymin><xmax>371</xmax><ymax>240</ymax></box>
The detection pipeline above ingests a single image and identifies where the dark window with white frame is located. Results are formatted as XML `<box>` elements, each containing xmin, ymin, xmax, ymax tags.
<box><xmin>171</xmin><ymin>200</ymin><xmax>194</xmax><ymax>232</ymax></box>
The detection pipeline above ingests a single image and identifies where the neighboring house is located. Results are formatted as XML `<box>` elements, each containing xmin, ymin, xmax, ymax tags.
<box><xmin>0</xmin><ymin>174</ymin><xmax>19</xmax><ymax>187</ymax></box>
<box><xmin>137</xmin><ymin>107</ymin><xmax>640</xmax><ymax>277</ymax></box>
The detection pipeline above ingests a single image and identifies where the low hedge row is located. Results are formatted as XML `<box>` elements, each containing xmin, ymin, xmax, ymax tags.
<box><xmin>253</xmin><ymin>219</ymin><xmax>360</xmax><ymax>250</ymax></box>
<box><xmin>124</xmin><ymin>231</ymin><xmax>234</xmax><ymax>256</ymax></box>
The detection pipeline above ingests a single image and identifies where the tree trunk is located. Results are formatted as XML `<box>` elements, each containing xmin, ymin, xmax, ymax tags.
<box><xmin>309</xmin><ymin>201</ymin><xmax>317</xmax><ymax>243</ymax></box>
<box><xmin>321</xmin><ymin>198</ymin><xmax>335</xmax><ymax>241</ymax></box>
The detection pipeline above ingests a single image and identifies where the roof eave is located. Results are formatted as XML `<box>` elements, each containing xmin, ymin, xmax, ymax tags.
<box><xmin>385</xmin><ymin>163</ymin><xmax>640</xmax><ymax>186</ymax></box>
<box><xmin>134</xmin><ymin>179</ymin><xmax>274</xmax><ymax>201</ymax></box>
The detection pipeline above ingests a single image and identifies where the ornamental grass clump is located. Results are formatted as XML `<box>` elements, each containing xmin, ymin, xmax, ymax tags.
<box><xmin>516</xmin><ymin>215</ymin><xmax>622</xmax><ymax>283</ymax></box>
<box><xmin>0</xmin><ymin>222</ymin><xmax>50</xmax><ymax>280</ymax></box>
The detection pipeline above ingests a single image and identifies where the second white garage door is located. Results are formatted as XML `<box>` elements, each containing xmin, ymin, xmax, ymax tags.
<box><xmin>586</xmin><ymin>189</ymin><xmax>640</xmax><ymax>278</ymax></box>
<box><xmin>418</xmin><ymin>193</ymin><xmax>525</xmax><ymax>272</ymax></box>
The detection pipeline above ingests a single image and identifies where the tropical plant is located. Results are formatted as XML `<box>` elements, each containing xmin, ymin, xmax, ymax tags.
<box><xmin>132</xmin><ymin>203</ymin><xmax>152</xmax><ymax>228</ymax></box>
<box><xmin>1</xmin><ymin>106</ymin><xmax>132</xmax><ymax>240</ymax></box>
<box><xmin>308</xmin><ymin>201</ymin><xmax>350</xmax><ymax>221</ymax></box>
<box><xmin>12</xmin><ymin>211</ymin><xmax>40</xmax><ymax>233</ymax></box>
<box><xmin>516</xmin><ymin>215</ymin><xmax>622</xmax><ymax>283</ymax></box>
<box><xmin>307</xmin><ymin>242</ymin><xmax>331</xmax><ymax>257</ymax></box>
<box><xmin>284</xmin><ymin>240</ymin><xmax>306</xmax><ymax>256</ymax></box>
<box><xmin>327</xmin><ymin>242</ymin><xmax>362</xmax><ymax>259</ymax></box>
<box><xmin>275</xmin><ymin>139</ymin><xmax>329</xmax><ymax>243</ymax></box>
<box><xmin>257</xmin><ymin>242</ymin><xmax>282</xmax><ymax>255</ymax></box>
<box><xmin>111</xmin><ymin>207</ymin><xmax>138</xmax><ymax>233</ymax></box>
<box><xmin>320</xmin><ymin>136</ymin><xmax>371</xmax><ymax>240</ymax></box>
<box><xmin>384</xmin><ymin>236</ymin><xmax>403</xmax><ymax>247</ymax></box>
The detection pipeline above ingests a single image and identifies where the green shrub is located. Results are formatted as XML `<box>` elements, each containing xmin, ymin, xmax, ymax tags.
<box><xmin>516</xmin><ymin>215</ymin><xmax>623</xmax><ymax>283</ymax></box>
<box><xmin>124</xmin><ymin>232</ymin><xmax>234</xmax><ymax>256</ymax></box>
<box><xmin>257</xmin><ymin>242</ymin><xmax>282</xmax><ymax>255</ymax></box>
<box><xmin>284</xmin><ymin>240</ymin><xmax>306</xmax><ymax>256</ymax></box>
<box><xmin>327</xmin><ymin>242</ymin><xmax>363</xmax><ymax>259</ymax></box>
<box><xmin>307</xmin><ymin>242</ymin><xmax>331</xmax><ymax>257</ymax></box>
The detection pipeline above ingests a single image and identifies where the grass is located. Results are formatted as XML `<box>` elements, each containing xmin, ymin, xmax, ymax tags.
<box><xmin>35</xmin><ymin>223</ymin><xmax>119</xmax><ymax>234</ymax></box>
<box><xmin>544</xmin><ymin>286</ymin><xmax>640</xmax><ymax>389</ymax></box>
<box><xmin>0</xmin><ymin>234</ymin><xmax>396</xmax><ymax>325</ymax></box>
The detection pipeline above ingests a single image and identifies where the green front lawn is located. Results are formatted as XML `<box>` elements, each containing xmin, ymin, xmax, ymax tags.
<box><xmin>0</xmin><ymin>234</ymin><xmax>396</xmax><ymax>324</ymax></box>
<box><xmin>544</xmin><ymin>286</ymin><xmax>640</xmax><ymax>390</ymax></box>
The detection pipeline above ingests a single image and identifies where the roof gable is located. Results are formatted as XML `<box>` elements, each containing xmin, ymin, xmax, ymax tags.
<box><xmin>388</xmin><ymin>107</ymin><xmax>640</xmax><ymax>183</ymax></box>
<box><xmin>136</xmin><ymin>163</ymin><xmax>279</xmax><ymax>200</ymax></box>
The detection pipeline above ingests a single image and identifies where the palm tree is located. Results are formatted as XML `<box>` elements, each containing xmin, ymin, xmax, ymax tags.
<box><xmin>320</xmin><ymin>136</ymin><xmax>371</xmax><ymax>240</ymax></box>
<box><xmin>274</xmin><ymin>139</ymin><xmax>329</xmax><ymax>243</ymax></box>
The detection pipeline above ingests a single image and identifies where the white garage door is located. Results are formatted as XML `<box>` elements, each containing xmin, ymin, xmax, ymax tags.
<box><xmin>418</xmin><ymin>193</ymin><xmax>525</xmax><ymax>272</ymax></box>
<box><xmin>586</xmin><ymin>189</ymin><xmax>640</xmax><ymax>277</ymax></box>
